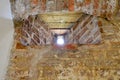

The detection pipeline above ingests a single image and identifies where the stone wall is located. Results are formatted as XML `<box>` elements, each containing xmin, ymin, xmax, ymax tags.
<box><xmin>10</xmin><ymin>0</ymin><xmax>119</xmax><ymax>19</ymax></box>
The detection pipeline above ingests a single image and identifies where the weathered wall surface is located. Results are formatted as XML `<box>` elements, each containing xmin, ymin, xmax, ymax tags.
<box><xmin>4</xmin><ymin>0</ymin><xmax>120</xmax><ymax>80</ymax></box>
<box><xmin>8</xmin><ymin>0</ymin><xmax>120</xmax><ymax>46</ymax></box>
<box><xmin>6</xmin><ymin>17</ymin><xmax>120</xmax><ymax>79</ymax></box>
<box><xmin>10</xmin><ymin>0</ymin><xmax>119</xmax><ymax>19</ymax></box>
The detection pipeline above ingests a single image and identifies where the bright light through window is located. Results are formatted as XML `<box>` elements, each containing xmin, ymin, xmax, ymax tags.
<box><xmin>57</xmin><ymin>36</ymin><xmax>64</xmax><ymax>45</ymax></box>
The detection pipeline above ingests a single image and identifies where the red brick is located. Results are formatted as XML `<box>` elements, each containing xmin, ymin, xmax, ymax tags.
<box><xmin>40</xmin><ymin>0</ymin><xmax>46</xmax><ymax>11</ymax></box>
<box><xmin>32</xmin><ymin>0</ymin><xmax>38</xmax><ymax>5</ymax></box>
<box><xmin>68</xmin><ymin>0</ymin><xmax>74</xmax><ymax>11</ymax></box>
